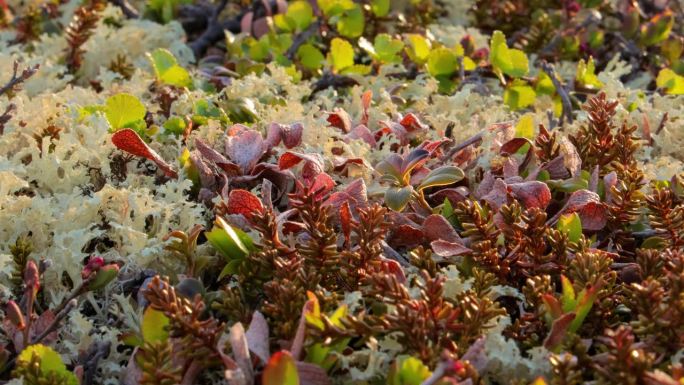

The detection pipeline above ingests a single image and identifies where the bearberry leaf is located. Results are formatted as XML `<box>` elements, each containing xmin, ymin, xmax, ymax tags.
<box><xmin>111</xmin><ymin>129</ymin><xmax>178</xmax><ymax>178</ymax></box>
<box><xmin>417</xmin><ymin>166</ymin><xmax>465</xmax><ymax>191</ymax></box>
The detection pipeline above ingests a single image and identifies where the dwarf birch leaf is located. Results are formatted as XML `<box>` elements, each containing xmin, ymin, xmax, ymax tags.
<box><xmin>405</xmin><ymin>34</ymin><xmax>431</xmax><ymax>65</ymax></box>
<box><xmin>371</xmin><ymin>0</ymin><xmax>390</xmax><ymax>16</ymax></box>
<box><xmin>504</xmin><ymin>81</ymin><xmax>536</xmax><ymax>110</ymax></box>
<box><xmin>330</xmin><ymin>38</ymin><xmax>355</xmax><ymax>72</ymax></box>
<box><xmin>490</xmin><ymin>30</ymin><xmax>529</xmax><ymax>79</ymax></box>
<box><xmin>298</xmin><ymin>44</ymin><xmax>325</xmax><ymax>70</ymax></box>
<box><xmin>148</xmin><ymin>48</ymin><xmax>192</xmax><ymax>87</ymax></box>
<box><xmin>17</xmin><ymin>345</ymin><xmax>78</xmax><ymax>385</ymax></box>
<box><xmin>427</xmin><ymin>47</ymin><xmax>458</xmax><ymax>77</ymax></box>
<box><xmin>373</xmin><ymin>34</ymin><xmax>404</xmax><ymax>63</ymax></box>
<box><xmin>105</xmin><ymin>93</ymin><xmax>146</xmax><ymax>130</ymax></box>
<box><xmin>336</xmin><ymin>4</ymin><xmax>364</xmax><ymax>38</ymax></box>
<box><xmin>656</xmin><ymin>68</ymin><xmax>684</xmax><ymax>95</ymax></box>
<box><xmin>286</xmin><ymin>1</ymin><xmax>313</xmax><ymax>30</ymax></box>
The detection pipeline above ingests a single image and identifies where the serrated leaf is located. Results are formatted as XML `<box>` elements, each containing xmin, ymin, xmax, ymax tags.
<box><xmin>426</xmin><ymin>47</ymin><xmax>458</xmax><ymax>77</ymax></box>
<box><xmin>558</xmin><ymin>212</ymin><xmax>582</xmax><ymax>243</ymax></box>
<box><xmin>329</xmin><ymin>38</ymin><xmax>355</xmax><ymax>72</ymax></box>
<box><xmin>17</xmin><ymin>345</ymin><xmax>78</xmax><ymax>385</ymax></box>
<box><xmin>656</xmin><ymin>68</ymin><xmax>684</xmax><ymax>95</ymax></box>
<box><xmin>336</xmin><ymin>4</ymin><xmax>364</xmax><ymax>38</ymax></box>
<box><xmin>489</xmin><ymin>30</ymin><xmax>529</xmax><ymax>80</ymax></box>
<box><xmin>385</xmin><ymin>186</ymin><xmax>414</xmax><ymax>212</ymax></box>
<box><xmin>417</xmin><ymin>166</ymin><xmax>464</xmax><ymax>191</ymax></box>
<box><xmin>142</xmin><ymin>308</ymin><xmax>169</xmax><ymax>343</ymax></box>
<box><xmin>105</xmin><ymin>93</ymin><xmax>146</xmax><ymax>131</ymax></box>
<box><xmin>373</xmin><ymin>33</ymin><xmax>404</xmax><ymax>63</ymax></box>
<box><xmin>297</xmin><ymin>43</ymin><xmax>325</xmax><ymax>70</ymax></box>
<box><xmin>405</xmin><ymin>34</ymin><xmax>431</xmax><ymax>65</ymax></box>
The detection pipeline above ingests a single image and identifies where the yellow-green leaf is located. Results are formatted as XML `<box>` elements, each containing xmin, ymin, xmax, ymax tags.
<box><xmin>336</xmin><ymin>4</ymin><xmax>364</xmax><ymax>38</ymax></box>
<box><xmin>142</xmin><ymin>308</ymin><xmax>169</xmax><ymax>343</ymax></box>
<box><xmin>148</xmin><ymin>48</ymin><xmax>192</xmax><ymax>88</ymax></box>
<box><xmin>405</xmin><ymin>34</ymin><xmax>431</xmax><ymax>65</ymax></box>
<box><xmin>329</xmin><ymin>38</ymin><xmax>355</xmax><ymax>72</ymax></box>
<box><xmin>558</xmin><ymin>212</ymin><xmax>582</xmax><ymax>243</ymax></box>
<box><xmin>656</xmin><ymin>68</ymin><xmax>684</xmax><ymax>95</ymax></box>
<box><xmin>105</xmin><ymin>93</ymin><xmax>146</xmax><ymax>131</ymax></box>
<box><xmin>297</xmin><ymin>43</ymin><xmax>325</xmax><ymax>70</ymax></box>
<box><xmin>371</xmin><ymin>0</ymin><xmax>390</xmax><ymax>16</ymax></box>
<box><xmin>576</xmin><ymin>56</ymin><xmax>603</xmax><ymax>89</ymax></box>
<box><xmin>426</xmin><ymin>47</ymin><xmax>458</xmax><ymax>77</ymax></box>
<box><xmin>489</xmin><ymin>30</ymin><xmax>529</xmax><ymax>81</ymax></box>
<box><xmin>515</xmin><ymin>114</ymin><xmax>535</xmax><ymax>139</ymax></box>
<box><xmin>503</xmin><ymin>80</ymin><xmax>536</xmax><ymax>110</ymax></box>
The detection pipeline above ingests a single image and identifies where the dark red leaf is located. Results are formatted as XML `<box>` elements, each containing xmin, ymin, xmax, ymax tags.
<box><xmin>226</xmin><ymin>189</ymin><xmax>265</xmax><ymax>221</ymax></box>
<box><xmin>423</xmin><ymin>214</ymin><xmax>460</xmax><ymax>242</ymax></box>
<box><xmin>111</xmin><ymin>129</ymin><xmax>178</xmax><ymax>178</ymax></box>
<box><xmin>195</xmin><ymin>139</ymin><xmax>240</xmax><ymax>175</ymax></box>
<box><xmin>508</xmin><ymin>181</ymin><xmax>552</xmax><ymax>209</ymax></box>
<box><xmin>552</xmin><ymin>189</ymin><xmax>607</xmax><ymax>231</ymax></box>
<box><xmin>266</xmin><ymin>122</ymin><xmax>304</xmax><ymax>149</ymax></box>
<box><xmin>345</xmin><ymin>124</ymin><xmax>376</xmax><ymax>147</ymax></box>
<box><xmin>499</xmin><ymin>137</ymin><xmax>532</xmax><ymax>155</ymax></box>
<box><xmin>429</xmin><ymin>187</ymin><xmax>468</xmax><ymax>205</ymax></box>
<box><xmin>308</xmin><ymin>172</ymin><xmax>335</xmax><ymax>199</ymax></box>
<box><xmin>279</xmin><ymin>152</ymin><xmax>324</xmax><ymax>179</ymax></box>
<box><xmin>388</xmin><ymin>224</ymin><xmax>425</xmax><ymax>247</ymax></box>
<box><xmin>399</xmin><ymin>113</ymin><xmax>428</xmax><ymax>132</ymax></box>
<box><xmin>327</xmin><ymin>108</ymin><xmax>352</xmax><ymax>133</ymax></box>
<box><xmin>379</xmin><ymin>257</ymin><xmax>406</xmax><ymax>284</ymax></box>
<box><xmin>481</xmin><ymin>179</ymin><xmax>509</xmax><ymax>210</ymax></box>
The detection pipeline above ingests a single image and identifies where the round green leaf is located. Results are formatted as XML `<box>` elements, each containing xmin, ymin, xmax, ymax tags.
<box><xmin>374</xmin><ymin>34</ymin><xmax>404</xmax><ymax>63</ymax></box>
<box><xmin>286</xmin><ymin>1</ymin><xmax>313</xmax><ymax>31</ymax></box>
<box><xmin>405</xmin><ymin>34</ymin><xmax>431</xmax><ymax>65</ymax></box>
<box><xmin>336</xmin><ymin>4</ymin><xmax>364</xmax><ymax>38</ymax></box>
<box><xmin>17</xmin><ymin>345</ymin><xmax>78</xmax><ymax>385</ymax></box>
<box><xmin>426</xmin><ymin>47</ymin><xmax>458</xmax><ymax>77</ymax></box>
<box><xmin>105</xmin><ymin>93</ymin><xmax>146</xmax><ymax>130</ymax></box>
<box><xmin>503</xmin><ymin>81</ymin><xmax>536</xmax><ymax>110</ymax></box>
<box><xmin>330</xmin><ymin>38</ymin><xmax>355</xmax><ymax>72</ymax></box>
<box><xmin>297</xmin><ymin>43</ymin><xmax>325</xmax><ymax>70</ymax></box>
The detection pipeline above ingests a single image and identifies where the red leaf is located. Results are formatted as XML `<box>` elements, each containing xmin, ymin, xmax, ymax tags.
<box><xmin>560</xmin><ymin>190</ymin><xmax>607</xmax><ymax>231</ymax></box>
<box><xmin>308</xmin><ymin>172</ymin><xmax>335</xmax><ymax>199</ymax></box>
<box><xmin>379</xmin><ymin>257</ymin><xmax>406</xmax><ymax>284</ymax></box>
<box><xmin>544</xmin><ymin>312</ymin><xmax>576</xmax><ymax>350</ymax></box>
<box><xmin>481</xmin><ymin>179</ymin><xmax>509</xmax><ymax>210</ymax></box>
<box><xmin>225</xmin><ymin>128</ymin><xmax>266</xmax><ymax>173</ymax></box>
<box><xmin>194</xmin><ymin>139</ymin><xmax>240</xmax><ymax>175</ymax></box>
<box><xmin>508</xmin><ymin>181</ymin><xmax>552</xmax><ymax>209</ymax></box>
<box><xmin>429</xmin><ymin>187</ymin><xmax>468</xmax><ymax>206</ymax></box>
<box><xmin>423</xmin><ymin>214</ymin><xmax>460</xmax><ymax>242</ymax></box>
<box><xmin>388</xmin><ymin>224</ymin><xmax>425</xmax><ymax>247</ymax></box>
<box><xmin>503</xmin><ymin>157</ymin><xmax>519</xmax><ymax>179</ymax></box>
<box><xmin>226</xmin><ymin>189</ymin><xmax>264</xmax><ymax>222</ymax></box>
<box><xmin>111</xmin><ymin>129</ymin><xmax>178</xmax><ymax>178</ymax></box>
<box><xmin>325</xmin><ymin>178</ymin><xmax>368</xmax><ymax>210</ymax></box>
<box><xmin>266</xmin><ymin>122</ymin><xmax>304</xmax><ymax>149</ymax></box>
<box><xmin>399</xmin><ymin>113</ymin><xmax>428</xmax><ymax>132</ymax></box>
<box><xmin>279</xmin><ymin>151</ymin><xmax>325</xmax><ymax>179</ymax></box>
<box><xmin>430</xmin><ymin>240</ymin><xmax>472</xmax><ymax>257</ymax></box>
<box><xmin>360</xmin><ymin>90</ymin><xmax>372</xmax><ymax>126</ymax></box>
<box><xmin>499</xmin><ymin>137</ymin><xmax>532</xmax><ymax>155</ymax></box>
<box><xmin>340</xmin><ymin>201</ymin><xmax>352</xmax><ymax>245</ymax></box>
<box><xmin>345</xmin><ymin>124</ymin><xmax>376</xmax><ymax>147</ymax></box>
<box><xmin>327</xmin><ymin>108</ymin><xmax>352</xmax><ymax>133</ymax></box>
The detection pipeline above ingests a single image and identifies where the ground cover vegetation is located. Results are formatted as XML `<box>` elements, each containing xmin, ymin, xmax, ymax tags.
<box><xmin>0</xmin><ymin>0</ymin><xmax>683</xmax><ymax>384</ymax></box>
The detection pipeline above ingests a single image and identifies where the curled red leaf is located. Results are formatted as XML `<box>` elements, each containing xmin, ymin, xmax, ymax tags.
<box><xmin>111</xmin><ymin>129</ymin><xmax>177</xmax><ymax>178</ymax></box>
<box><xmin>508</xmin><ymin>181</ymin><xmax>552</xmax><ymax>209</ymax></box>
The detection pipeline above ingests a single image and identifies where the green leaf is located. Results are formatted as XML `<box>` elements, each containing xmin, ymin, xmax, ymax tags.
<box><xmin>489</xmin><ymin>30</ymin><xmax>529</xmax><ymax>81</ymax></box>
<box><xmin>329</xmin><ymin>38</ymin><xmax>355</xmax><ymax>72</ymax></box>
<box><xmin>385</xmin><ymin>186</ymin><xmax>414</xmax><ymax>212</ymax></box>
<box><xmin>560</xmin><ymin>275</ymin><xmax>577</xmax><ymax>313</ymax></box>
<box><xmin>557</xmin><ymin>213</ymin><xmax>582</xmax><ymax>243</ymax></box>
<box><xmin>142</xmin><ymin>308</ymin><xmax>169</xmax><ymax>343</ymax></box>
<box><xmin>17</xmin><ymin>345</ymin><xmax>78</xmax><ymax>385</ymax></box>
<box><xmin>371</xmin><ymin>0</ymin><xmax>390</xmax><ymax>16</ymax></box>
<box><xmin>405</xmin><ymin>34</ymin><xmax>431</xmax><ymax>65</ymax></box>
<box><xmin>105</xmin><ymin>93</ymin><xmax>146</xmax><ymax>131</ymax></box>
<box><xmin>656</xmin><ymin>68</ymin><xmax>684</xmax><ymax>95</ymax></box>
<box><xmin>297</xmin><ymin>43</ymin><xmax>325</xmax><ymax>70</ymax></box>
<box><xmin>503</xmin><ymin>80</ymin><xmax>536</xmax><ymax>110</ymax></box>
<box><xmin>641</xmin><ymin>236</ymin><xmax>668</xmax><ymax>250</ymax></box>
<box><xmin>417</xmin><ymin>166</ymin><xmax>465</xmax><ymax>191</ymax></box>
<box><xmin>285</xmin><ymin>1</ymin><xmax>313</xmax><ymax>31</ymax></box>
<box><xmin>263</xmin><ymin>351</ymin><xmax>299</xmax><ymax>385</ymax></box>
<box><xmin>515</xmin><ymin>114</ymin><xmax>535</xmax><ymax>139</ymax></box>
<box><xmin>536</xmin><ymin>71</ymin><xmax>555</xmax><ymax>95</ymax></box>
<box><xmin>569</xmin><ymin>283</ymin><xmax>601</xmax><ymax>333</ymax></box>
<box><xmin>148</xmin><ymin>48</ymin><xmax>192</xmax><ymax>88</ymax></box>
<box><xmin>575</xmin><ymin>56</ymin><xmax>603</xmax><ymax>90</ymax></box>
<box><xmin>163</xmin><ymin>116</ymin><xmax>186</xmax><ymax>135</ymax></box>
<box><xmin>205</xmin><ymin>217</ymin><xmax>253</xmax><ymax>262</ymax></box>
<box><xmin>372</xmin><ymin>34</ymin><xmax>404</xmax><ymax>64</ymax></box>
<box><xmin>426</xmin><ymin>47</ymin><xmax>458</xmax><ymax>77</ymax></box>
<box><xmin>336</xmin><ymin>4</ymin><xmax>364</xmax><ymax>38</ymax></box>
<box><xmin>388</xmin><ymin>356</ymin><xmax>432</xmax><ymax>385</ymax></box>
